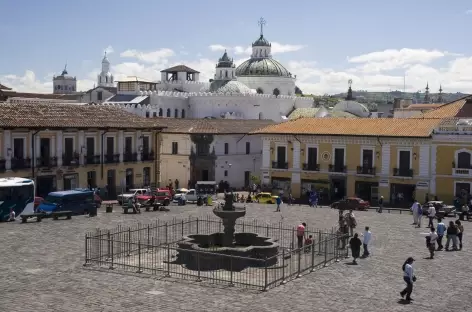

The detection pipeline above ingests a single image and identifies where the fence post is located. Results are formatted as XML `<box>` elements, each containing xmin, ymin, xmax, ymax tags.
<box><xmin>165</xmin><ymin>222</ymin><xmax>168</xmax><ymax>243</ymax></box>
<box><xmin>310</xmin><ymin>240</ymin><xmax>315</xmax><ymax>272</ymax></box>
<box><xmin>137</xmin><ymin>240</ymin><xmax>143</xmax><ymax>273</ymax></box>
<box><xmin>181</xmin><ymin>220</ymin><xmax>184</xmax><ymax>238</ymax></box>
<box><xmin>109</xmin><ymin>235</ymin><xmax>115</xmax><ymax>270</ymax></box>
<box><xmin>165</xmin><ymin>244</ymin><xmax>171</xmax><ymax>277</ymax></box>
<box><xmin>106</xmin><ymin>231</ymin><xmax>111</xmax><ymax>260</ymax></box>
<box><xmin>196</xmin><ymin>217</ymin><xmax>199</xmax><ymax>234</ymax></box>
<box><xmin>127</xmin><ymin>228</ymin><xmax>131</xmax><ymax>256</ymax></box>
<box><xmin>323</xmin><ymin>234</ymin><xmax>328</xmax><ymax>267</ymax></box>
<box><xmin>317</xmin><ymin>231</ymin><xmax>322</xmax><ymax>255</ymax></box>
<box><xmin>84</xmin><ymin>233</ymin><xmax>89</xmax><ymax>266</ymax></box>
<box><xmin>281</xmin><ymin>249</ymin><xmax>286</xmax><ymax>284</ymax></box>
<box><xmin>291</xmin><ymin>227</ymin><xmax>295</xmax><ymax>250</ymax></box>
<box><xmin>147</xmin><ymin>225</ymin><xmax>151</xmax><ymax>252</ymax></box>
<box><xmin>335</xmin><ymin>232</ymin><xmax>340</xmax><ymax>262</ymax></box>
<box><xmin>196</xmin><ymin>251</ymin><xmax>202</xmax><ymax>282</ymax></box>
<box><xmin>296</xmin><ymin>248</ymin><xmax>301</xmax><ymax>278</ymax></box>
<box><xmin>266</xmin><ymin>224</ymin><xmax>269</xmax><ymax>237</ymax></box>
<box><xmin>263</xmin><ymin>257</ymin><xmax>268</xmax><ymax>291</ymax></box>
<box><xmin>229</xmin><ymin>257</ymin><xmax>234</xmax><ymax>287</ymax></box>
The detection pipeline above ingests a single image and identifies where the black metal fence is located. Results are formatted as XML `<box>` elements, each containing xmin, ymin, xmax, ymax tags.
<box><xmin>84</xmin><ymin>216</ymin><xmax>349</xmax><ymax>290</ymax></box>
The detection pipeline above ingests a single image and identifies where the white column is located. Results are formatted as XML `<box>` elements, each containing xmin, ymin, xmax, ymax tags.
<box><xmin>56</xmin><ymin>131</ymin><xmax>63</xmax><ymax>167</ymax></box>
<box><xmin>136</xmin><ymin>130</ymin><xmax>142</xmax><ymax>162</ymax></box>
<box><xmin>262</xmin><ymin>139</ymin><xmax>270</xmax><ymax>168</ymax></box>
<box><xmin>118</xmin><ymin>130</ymin><xmax>124</xmax><ymax>163</ymax></box>
<box><xmin>381</xmin><ymin>144</ymin><xmax>390</xmax><ymax>175</ymax></box>
<box><xmin>78</xmin><ymin>131</ymin><xmax>85</xmax><ymax>165</ymax></box>
<box><xmin>4</xmin><ymin>130</ymin><xmax>11</xmax><ymax>170</ymax></box>
<box><xmin>292</xmin><ymin>141</ymin><xmax>300</xmax><ymax>170</ymax></box>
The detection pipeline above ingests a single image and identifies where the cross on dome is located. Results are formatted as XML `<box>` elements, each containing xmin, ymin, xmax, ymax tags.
<box><xmin>258</xmin><ymin>17</ymin><xmax>266</xmax><ymax>36</ymax></box>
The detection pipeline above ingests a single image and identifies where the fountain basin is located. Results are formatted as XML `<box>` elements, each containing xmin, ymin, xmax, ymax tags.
<box><xmin>176</xmin><ymin>232</ymin><xmax>279</xmax><ymax>271</ymax></box>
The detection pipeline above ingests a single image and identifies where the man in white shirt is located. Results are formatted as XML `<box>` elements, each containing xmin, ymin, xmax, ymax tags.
<box><xmin>427</xmin><ymin>227</ymin><xmax>438</xmax><ymax>259</ymax></box>
<box><xmin>362</xmin><ymin>226</ymin><xmax>372</xmax><ymax>257</ymax></box>
<box><xmin>411</xmin><ymin>200</ymin><xmax>421</xmax><ymax>227</ymax></box>
<box><xmin>427</xmin><ymin>204</ymin><xmax>436</xmax><ymax>228</ymax></box>
<box><xmin>8</xmin><ymin>208</ymin><xmax>16</xmax><ymax>222</ymax></box>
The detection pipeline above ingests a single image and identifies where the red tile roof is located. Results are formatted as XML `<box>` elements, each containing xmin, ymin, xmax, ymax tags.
<box><xmin>155</xmin><ymin>118</ymin><xmax>275</xmax><ymax>134</ymax></box>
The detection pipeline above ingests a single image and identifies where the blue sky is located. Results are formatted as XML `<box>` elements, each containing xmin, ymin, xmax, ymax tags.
<box><xmin>1</xmin><ymin>0</ymin><xmax>472</xmax><ymax>94</ymax></box>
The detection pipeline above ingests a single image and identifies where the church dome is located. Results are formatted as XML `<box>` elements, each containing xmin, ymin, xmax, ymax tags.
<box><xmin>236</xmin><ymin>58</ymin><xmax>292</xmax><ymax>77</ymax></box>
<box><xmin>203</xmin><ymin>80</ymin><xmax>254</xmax><ymax>94</ymax></box>
<box><xmin>333</xmin><ymin>100</ymin><xmax>370</xmax><ymax>117</ymax></box>
<box><xmin>252</xmin><ymin>35</ymin><xmax>271</xmax><ymax>47</ymax></box>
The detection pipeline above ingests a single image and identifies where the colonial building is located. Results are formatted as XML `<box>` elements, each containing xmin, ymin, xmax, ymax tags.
<box><xmin>53</xmin><ymin>65</ymin><xmax>77</xmax><ymax>94</ymax></box>
<box><xmin>155</xmin><ymin>118</ymin><xmax>274</xmax><ymax>189</ymax></box>
<box><xmin>252</xmin><ymin>95</ymin><xmax>472</xmax><ymax>205</ymax></box>
<box><xmin>0</xmin><ymin>102</ymin><xmax>162</xmax><ymax>197</ymax></box>
<box><xmin>94</xmin><ymin>20</ymin><xmax>313</xmax><ymax>122</ymax></box>
<box><xmin>0</xmin><ymin>83</ymin><xmax>79</xmax><ymax>103</ymax></box>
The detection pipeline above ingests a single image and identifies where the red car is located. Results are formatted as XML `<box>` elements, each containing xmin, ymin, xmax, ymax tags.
<box><xmin>34</xmin><ymin>197</ymin><xmax>44</xmax><ymax>209</ymax></box>
<box><xmin>330</xmin><ymin>197</ymin><xmax>370</xmax><ymax>211</ymax></box>
<box><xmin>136</xmin><ymin>189</ymin><xmax>172</xmax><ymax>206</ymax></box>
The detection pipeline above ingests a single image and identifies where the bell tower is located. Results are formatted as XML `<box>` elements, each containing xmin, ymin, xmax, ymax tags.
<box><xmin>97</xmin><ymin>52</ymin><xmax>114</xmax><ymax>87</ymax></box>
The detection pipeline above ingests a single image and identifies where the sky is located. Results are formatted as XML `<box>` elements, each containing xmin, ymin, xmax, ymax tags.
<box><xmin>1</xmin><ymin>0</ymin><xmax>472</xmax><ymax>95</ymax></box>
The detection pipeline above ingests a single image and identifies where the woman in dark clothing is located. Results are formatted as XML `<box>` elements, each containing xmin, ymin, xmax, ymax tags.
<box><xmin>349</xmin><ymin>233</ymin><xmax>362</xmax><ymax>264</ymax></box>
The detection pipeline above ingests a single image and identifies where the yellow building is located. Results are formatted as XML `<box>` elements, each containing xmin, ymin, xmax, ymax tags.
<box><xmin>0</xmin><ymin>102</ymin><xmax>163</xmax><ymax>198</ymax></box>
<box><xmin>252</xmin><ymin>117</ymin><xmax>443</xmax><ymax>205</ymax></box>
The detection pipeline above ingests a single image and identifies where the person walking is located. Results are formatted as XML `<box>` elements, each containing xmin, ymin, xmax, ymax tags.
<box><xmin>436</xmin><ymin>218</ymin><xmax>446</xmax><ymax>250</ymax></box>
<box><xmin>400</xmin><ymin>257</ymin><xmax>416</xmax><ymax>301</ymax></box>
<box><xmin>346</xmin><ymin>210</ymin><xmax>357</xmax><ymax>237</ymax></box>
<box><xmin>349</xmin><ymin>233</ymin><xmax>362</xmax><ymax>264</ymax></box>
<box><xmin>427</xmin><ymin>227</ymin><xmax>438</xmax><ymax>259</ymax></box>
<box><xmin>411</xmin><ymin>200</ymin><xmax>421</xmax><ymax>227</ymax></box>
<box><xmin>445</xmin><ymin>221</ymin><xmax>459</xmax><ymax>251</ymax></box>
<box><xmin>427</xmin><ymin>204</ymin><xmax>436</xmax><ymax>228</ymax></box>
<box><xmin>456</xmin><ymin>220</ymin><xmax>464</xmax><ymax>250</ymax></box>
<box><xmin>377</xmin><ymin>196</ymin><xmax>384</xmax><ymax>213</ymax></box>
<box><xmin>362</xmin><ymin>226</ymin><xmax>372</xmax><ymax>257</ymax></box>
<box><xmin>275</xmin><ymin>196</ymin><xmax>282</xmax><ymax>212</ymax></box>
<box><xmin>296</xmin><ymin>222</ymin><xmax>306</xmax><ymax>249</ymax></box>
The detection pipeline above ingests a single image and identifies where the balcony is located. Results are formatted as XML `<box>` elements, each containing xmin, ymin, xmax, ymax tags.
<box><xmin>329</xmin><ymin>164</ymin><xmax>347</xmax><ymax>173</ymax></box>
<box><xmin>356</xmin><ymin>166</ymin><xmax>376</xmax><ymax>175</ymax></box>
<box><xmin>123</xmin><ymin>152</ymin><xmax>138</xmax><ymax>163</ymax></box>
<box><xmin>85</xmin><ymin>155</ymin><xmax>101</xmax><ymax>165</ymax></box>
<box><xmin>36</xmin><ymin>157</ymin><xmax>57</xmax><ymax>168</ymax></box>
<box><xmin>11</xmin><ymin>158</ymin><xmax>31</xmax><ymax>170</ymax></box>
<box><xmin>0</xmin><ymin>159</ymin><xmax>5</xmax><ymax>172</ymax></box>
<box><xmin>105</xmin><ymin>154</ymin><xmax>120</xmax><ymax>164</ymax></box>
<box><xmin>302</xmin><ymin>163</ymin><xmax>320</xmax><ymax>171</ymax></box>
<box><xmin>142</xmin><ymin>150</ymin><xmax>155</xmax><ymax>162</ymax></box>
<box><xmin>393</xmin><ymin>168</ymin><xmax>413</xmax><ymax>177</ymax></box>
<box><xmin>272</xmin><ymin>161</ymin><xmax>288</xmax><ymax>169</ymax></box>
<box><xmin>62</xmin><ymin>154</ymin><xmax>80</xmax><ymax>167</ymax></box>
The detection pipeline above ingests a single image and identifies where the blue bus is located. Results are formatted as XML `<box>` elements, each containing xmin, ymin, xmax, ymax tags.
<box><xmin>38</xmin><ymin>189</ymin><xmax>96</xmax><ymax>215</ymax></box>
<box><xmin>0</xmin><ymin>177</ymin><xmax>35</xmax><ymax>222</ymax></box>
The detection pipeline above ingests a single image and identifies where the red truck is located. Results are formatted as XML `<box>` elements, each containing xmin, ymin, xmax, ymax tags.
<box><xmin>136</xmin><ymin>188</ymin><xmax>172</xmax><ymax>207</ymax></box>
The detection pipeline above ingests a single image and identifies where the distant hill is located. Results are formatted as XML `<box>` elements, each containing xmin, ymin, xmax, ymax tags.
<box><xmin>330</xmin><ymin>91</ymin><xmax>468</xmax><ymax>105</ymax></box>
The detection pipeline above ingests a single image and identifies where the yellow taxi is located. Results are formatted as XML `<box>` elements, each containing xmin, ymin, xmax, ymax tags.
<box><xmin>255</xmin><ymin>192</ymin><xmax>279</xmax><ymax>204</ymax></box>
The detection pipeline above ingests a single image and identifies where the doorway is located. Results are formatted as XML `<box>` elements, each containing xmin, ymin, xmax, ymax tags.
<box><xmin>36</xmin><ymin>175</ymin><xmax>56</xmax><ymax>197</ymax></box>
<box><xmin>87</xmin><ymin>171</ymin><xmax>97</xmax><ymax>189</ymax></box>
<box><xmin>355</xmin><ymin>181</ymin><xmax>379</xmax><ymax>202</ymax></box>
<box><xmin>106</xmin><ymin>169</ymin><xmax>116</xmax><ymax>199</ymax></box>
<box><xmin>63</xmin><ymin>174</ymin><xmax>78</xmax><ymax>190</ymax></box>
<box><xmin>40</xmin><ymin>138</ymin><xmax>51</xmax><ymax>166</ymax></box>
<box><xmin>244</xmin><ymin>171</ymin><xmax>250</xmax><ymax>188</ymax></box>
<box><xmin>330</xmin><ymin>177</ymin><xmax>346</xmax><ymax>201</ymax></box>
<box><xmin>125</xmin><ymin>168</ymin><xmax>134</xmax><ymax>189</ymax></box>
<box><xmin>201</xmin><ymin>170</ymin><xmax>209</xmax><ymax>181</ymax></box>
<box><xmin>64</xmin><ymin>137</ymin><xmax>74</xmax><ymax>165</ymax></box>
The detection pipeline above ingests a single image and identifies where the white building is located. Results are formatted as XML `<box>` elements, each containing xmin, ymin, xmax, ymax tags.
<box><xmin>53</xmin><ymin>65</ymin><xmax>77</xmax><ymax>94</ymax></box>
<box><xmin>79</xmin><ymin>53</ymin><xmax>117</xmax><ymax>103</ymax></box>
<box><xmin>94</xmin><ymin>24</ymin><xmax>313</xmax><ymax>122</ymax></box>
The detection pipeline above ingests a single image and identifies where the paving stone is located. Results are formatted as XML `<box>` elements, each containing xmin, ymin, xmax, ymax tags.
<box><xmin>1</xmin><ymin>203</ymin><xmax>471</xmax><ymax>311</ymax></box>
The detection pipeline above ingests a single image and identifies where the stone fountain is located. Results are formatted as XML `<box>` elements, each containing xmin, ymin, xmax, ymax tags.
<box><xmin>176</xmin><ymin>192</ymin><xmax>279</xmax><ymax>271</ymax></box>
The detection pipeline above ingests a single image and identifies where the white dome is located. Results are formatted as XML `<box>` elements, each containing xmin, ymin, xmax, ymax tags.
<box><xmin>333</xmin><ymin>100</ymin><xmax>370</xmax><ymax>117</ymax></box>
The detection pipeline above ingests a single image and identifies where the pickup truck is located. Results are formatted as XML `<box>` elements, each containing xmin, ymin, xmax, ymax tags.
<box><xmin>116</xmin><ymin>188</ymin><xmax>148</xmax><ymax>205</ymax></box>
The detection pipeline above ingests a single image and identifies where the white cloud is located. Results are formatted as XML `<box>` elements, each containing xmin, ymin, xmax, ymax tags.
<box><xmin>3</xmin><ymin>46</ymin><xmax>472</xmax><ymax>96</ymax></box>
<box><xmin>104</xmin><ymin>45</ymin><xmax>114</xmax><ymax>55</ymax></box>
<box><xmin>466</xmin><ymin>9</ymin><xmax>472</xmax><ymax>15</ymax></box>
<box><xmin>120</xmin><ymin>48</ymin><xmax>175</xmax><ymax>63</ymax></box>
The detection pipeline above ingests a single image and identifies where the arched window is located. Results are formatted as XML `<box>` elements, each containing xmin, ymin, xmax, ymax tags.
<box><xmin>145</xmin><ymin>111</ymin><xmax>150</xmax><ymax>118</ymax></box>
<box><xmin>174</xmin><ymin>109</ymin><xmax>179</xmax><ymax>118</ymax></box>
<box><xmin>273</xmin><ymin>88</ymin><xmax>280</xmax><ymax>97</ymax></box>
<box><xmin>159</xmin><ymin>108</ymin><xmax>163</xmax><ymax>117</ymax></box>
<box><xmin>181</xmin><ymin>109</ymin><xmax>186</xmax><ymax>118</ymax></box>
<box><xmin>225</xmin><ymin>70</ymin><xmax>228</xmax><ymax>78</ymax></box>
<box><xmin>457</xmin><ymin>151</ymin><xmax>471</xmax><ymax>168</ymax></box>
<box><xmin>166</xmin><ymin>108</ymin><xmax>171</xmax><ymax>117</ymax></box>
<box><xmin>256</xmin><ymin>88</ymin><xmax>263</xmax><ymax>94</ymax></box>
<box><xmin>105</xmin><ymin>76</ymin><xmax>108</xmax><ymax>83</ymax></box>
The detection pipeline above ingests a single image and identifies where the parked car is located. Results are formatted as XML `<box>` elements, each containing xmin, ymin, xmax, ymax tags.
<box><xmin>34</xmin><ymin>197</ymin><xmax>44</xmax><ymax>210</ymax></box>
<box><xmin>172</xmin><ymin>188</ymin><xmax>189</xmax><ymax>202</ymax></box>
<box><xmin>136</xmin><ymin>189</ymin><xmax>172</xmax><ymax>206</ymax></box>
<box><xmin>116</xmin><ymin>188</ymin><xmax>148</xmax><ymax>205</ymax></box>
<box><xmin>330</xmin><ymin>197</ymin><xmax>370</xmax><ymax>211</ymax></box>
<box><xmin>255</xmin><ymin>192</ymin><xmax>279</xmax><ymax>204</ymax></box>
<box><xmin>422</xmin><ymin>201</ymin><xmax>455</xmax><ymax>217</ymax></box>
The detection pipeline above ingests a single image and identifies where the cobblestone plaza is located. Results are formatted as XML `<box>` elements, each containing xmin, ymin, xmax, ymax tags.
<box><xmin>1</xmin><ymin>204</ymin><xmax>471</xmax><ymax>311</ymax></box>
